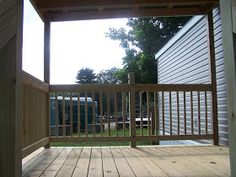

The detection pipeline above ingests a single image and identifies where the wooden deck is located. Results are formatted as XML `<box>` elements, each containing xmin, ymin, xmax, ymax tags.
<box><xmin>22</xmin><ymin>145</ymin><xmax>230</xmax><ymax>177</ymax></box>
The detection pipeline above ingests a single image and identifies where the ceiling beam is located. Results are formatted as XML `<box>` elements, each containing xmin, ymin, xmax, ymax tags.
<box><xmin>36</xmin><ymin>0</ymin><xmax>219</xmax><ymax>10</ymax></box>
<box><xmin>47</xmin><ymin>6</ymin><xmax>211</xmax><ymax>22</ymax></box>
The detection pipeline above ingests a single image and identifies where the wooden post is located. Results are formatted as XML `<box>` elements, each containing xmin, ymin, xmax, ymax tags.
<box><xmin>207</xmin><ymin>11</ymin><xmax>219</xmax><ymax>145</ymax></box>
<box><xmin>220</xmin><ymin>0</ymin><xmax>236</xmax><ymax>176</ymax></box>
<box><xmin>44</xmin><ymin>20</ymin><xmax>51</xmax><ymax>148</ymax></box>
<box><xmin>128</xmin><ymin>72</ymin><xmax>136</xmax><ymax>148</ymax></box>
<box><xmin>0</xmin><ymin>0</ymin><xmax>23</xmax><ymax>176</ymax></box>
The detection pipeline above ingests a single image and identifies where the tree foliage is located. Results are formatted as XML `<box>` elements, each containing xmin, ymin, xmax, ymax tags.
<box><xmin>97</xmin><ymin>67</ymin><xmax>121</xmax><ymax>84</ymax></box>
<box><xmin>106</xmin><ymin>17</ymin><xmax>191</xmax><ymax>83</ymax></box>
<box><xmin>76</xmin><ymin>67</ymin><xmax>121</xmax><ymax>84</ymax></box>
<box><xmin>76</xmin><ymin>68</ymin><xmax>97</xmax><ymax>84</ymax></box>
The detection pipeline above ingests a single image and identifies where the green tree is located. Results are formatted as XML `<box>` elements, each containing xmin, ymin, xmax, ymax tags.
<box><xmin>106</xmin><ymin>17</ymin><xmax>191</xmax><ymax>83</ymax></box>
<box><xmin>97</xmin><ymin>67</ymin><xmax>121</xmax><ymax>84</ymax></box>
<box><xmin>76</xmin><ymin>68</ymin><xmax>97</xmax><ymax>84</ymax></box>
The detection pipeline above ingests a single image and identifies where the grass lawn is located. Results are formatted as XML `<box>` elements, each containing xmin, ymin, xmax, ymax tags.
<box><xmin>51</xmin><ymin>128</ymin><xmax>158</xmax><ymax>147</ymax></box>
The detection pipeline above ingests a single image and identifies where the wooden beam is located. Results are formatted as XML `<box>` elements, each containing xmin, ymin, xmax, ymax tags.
<box><xmin>135</xmin><ymin>84</ymin><xmax>212</xmax><ymax>92</ymax></box>
<box><xmin>44</xmin><ymin>20</ymin><xmax>50</xmax><ymax>84</ymax></box>
<box><xmin>50</xmin><ymin>84</ymin><xmax>130</xmax><ymax>92</ymax></box>
<box><xmin>0</xmin><ymin>0</ymin><xmax>23</xmax><ymax>176</ymax></box>
<box><xmin>37</xmin><ymin>0</ymin><xmax>219</xmax><ymax>10</ymax></box>
<box><xmin>50</xmin><ymin>84</ymin><xmax>211</xmax><ymax>92</ymax></box>
<box><xmin>47</xmin><ymin>7</ymin><xmax>211</xmax><ymax>22</ymax></box>
<box><xmin>219</xmin><ymin>0</ymin><xmax>236</xmax><ymax>176</ymax></box>
<box><xmin>128</xmin><ymin>73</ymin><xmax>136</xmax><ymax>148</ymax></box>
<box><xmin>207</xmin><ymin>11</ymin><xmax>219</xmax><ymax>145</ymax></box>
<box><xmin>44</xmin><ymin>20</ymin><xmax>50</xmax><ymax>148</ymax></box>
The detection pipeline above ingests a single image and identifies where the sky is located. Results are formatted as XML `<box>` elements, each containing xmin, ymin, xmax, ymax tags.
<box><xmin>23</xmin><ymin>0</ymin><xmax>128</xmax><ymax>84</ymax></box>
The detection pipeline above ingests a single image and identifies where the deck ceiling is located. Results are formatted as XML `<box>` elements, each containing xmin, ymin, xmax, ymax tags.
<box><xmin>31</xmin><ymin>0</ymin><xmax>219</xmax><ymax>22</ymax></box>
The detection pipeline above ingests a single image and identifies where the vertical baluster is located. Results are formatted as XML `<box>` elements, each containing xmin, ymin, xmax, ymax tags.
<box><xmin>114</xmin><ymin>92</ymin><xmax>118</xmax><ymax>137</ymax></box>
<box><xmin>55</xmin><ymin>92</ymin><xmax>58</xmax><ymax>137</ymax></box>
<box><xmin>184</xmin><ymin>91</ymin><xmax>187</xmax><ymax>135</ymax></box>
<box><xmin>205</xmin><ymin>91</ymin><xmax>208</xmax><ymax>134</ymax></box>
<box><xmin>107</xmin><ymin>93</ymin><xmax>111</xmax><ymax>137</ymax></box>
<box><xmin>147</xmin><ymin>92</ymin><xmax>150</xmax><ymax>136</ymax></box>
<box><xmin>139</xmin><ymin>92</ymin><xmax>143</xmax><ymax>136</ymax></box>
<box><xmin>177</xmin><ymin>91</ymin><xmax>180</xmax><ymax>135</ymax></box>
<box><xmin>190</xmin><ymin>91</ymin><xmax>194</xmax><ymax>134</ymax></box>
<box><xmin>169</xmin><ymin>91</ymin><xmax>172</xmax><ymax>135</ymax></box>
<box><xmin>70</xmin><ymin>93</ymin><xmax>73</xmax><ymax>137</ymax></box>
<box><xmin>154</xmin><ymin>92</ymin><xmax>158</xmax><ymax>136</ymax></box>
<box><xmin>77</xmin><ymin>92</ymin><xmax>80</xmax><ymax>137</ymax></box>
<box><xmin>122</xmin><ymin>92</ymin><xmax>126</xmax><ymax>136</ymax></box>
<box><xmin>198</xmin><ymin>91</ymin><xmax>201</xmax><ymax>134</ymax></box>
<box><xmin>85</xmin><ymin>92</ymin><xmax>88</xmax><ymax>137</ymax></box>
<box><xmin>162</xmin><ymin>91</ymin><xmax>165</xmax><ymax>135</ymax></box>
<box><xmin>62</xmin><ymin>92</ymin><xmax>66</xmax><ymax>137</ymax></box>
<box><xmin>99</xmin><ymin>92</ymin><xmax>103</xmax><ymax>137</ymax></box>
<box><xmin>92</xmin><ymin>92</ymin><xmax>95</xmax><ymax>137</ymax></box>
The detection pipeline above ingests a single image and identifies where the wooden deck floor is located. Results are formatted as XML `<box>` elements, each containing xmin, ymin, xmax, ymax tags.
<box><xmin>22</xmin><ymin>145</ymin><xmax>230</xmax><ymax>177</ymax></box>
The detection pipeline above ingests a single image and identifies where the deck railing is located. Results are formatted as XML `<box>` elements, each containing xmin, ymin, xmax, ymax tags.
<box><xmin>21</xmin><ymin>72</ymin><xmax>49</xmax><ymax>158</ymax></box>
<box><xmin>49</xmin><ymin>73</ymin><xmax>217</xmax><ymax>147</ymax></box>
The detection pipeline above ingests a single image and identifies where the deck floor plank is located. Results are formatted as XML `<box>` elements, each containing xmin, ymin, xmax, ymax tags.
<box><xmin>23</xmin><ymin>148</ymin><xmax>63</xmax><ymax>177</ymax></box>
<box><xmin>177</xmin><ymin>147</ymin><xmax>230</xmax><ymax>177</ymax></box>
<box><xmin>41</xmin><ymin>148</ymin><xmax>72</xmax><ymax>177</ymax></box>
<box><xmin>22</xmin><ymin>146</ymin><xmax>230</xmax><ymax>177</ymax></box>
<box><xmin>181</xmin><ymin>146</ymin><xmax>230</xmax><ymax>176</ymax></box>
<box><xmin>151</xmin><ymin>147</ymin><xmax>218</xmax><ymax>177</ymax></box>
<box><xmin>101</xmin><ymin>147</ymin><xmax>119</xmax><ymax>177</ymax></box>
<box><xmin>56</xmin><ymin>148</ymin><xmax>82</xmax><ymax>177</ymax></box>
<box><xmin>88</xmin><ymin>147</ymin><xmax>103</xmax><ymax>177</ymax></box>
<box><xmin>130</xmin><ymin>148</ymin><xmax>169</xmax><ymax>177</ymax></box>
<box><xmin>72</xmin><ymin>147</ymin><xmax>91</xmax><ymax>177</ymax></box>
<box><xmin>110</xmin><ymin>147</ymin><xmax>136</xmax><ymax>177</ymax></box>
<box><xmin>136</xmin><ymin>147</ymin><xmax>186</xmax><ymax>177</ymax></box>
<box><xmin>22</xmin><ymin>148</ymin><xmax>52</xmax><ymax>176</ymax></box>
<box><xmin>120</xmin><ymin>147</ymin><xmax>152</xmax><ymax>177</ymax></box>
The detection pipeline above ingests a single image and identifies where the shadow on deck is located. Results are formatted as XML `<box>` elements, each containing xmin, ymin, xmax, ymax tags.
<box><xmin>22</xmin><ymin>145</ymin><xmax>230</xmax><ymax>177</ymax></box>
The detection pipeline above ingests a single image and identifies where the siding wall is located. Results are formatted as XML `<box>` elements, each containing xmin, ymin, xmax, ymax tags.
<box><xmin>156</xmin><ymin>8</ymin><xmax>228</xmax><ymax>145</ymax></box>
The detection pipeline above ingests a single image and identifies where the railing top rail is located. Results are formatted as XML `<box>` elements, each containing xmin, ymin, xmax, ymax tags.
<box><xmin>135</xmin><ymin>84</ymin><xmax>212</xmax><ymax>92</ymax></box>
<box><xmin>50</xmin><ymin>84</ymin><xmax>130</xmax><ymax>92</ymax></box>
<box><xmin>21</xmin><ymin>71</ymin><xmax>49</xmax><ymax>92</ymax></box>
<box><xmin>50</xmin><ymin>83</ymin><xmax>212</xmax><ymax>92</ymax></box>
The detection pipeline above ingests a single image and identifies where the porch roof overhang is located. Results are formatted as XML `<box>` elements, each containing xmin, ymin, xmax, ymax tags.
<box><xmin>30</xmin><ymin>0</ymin><xmax>219</xmax><ymax>22</ymax></box>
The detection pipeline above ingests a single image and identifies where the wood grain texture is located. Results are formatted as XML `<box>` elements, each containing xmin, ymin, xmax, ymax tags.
<box><xmin>0</xmin><ymin>5</ymin><xmax>17</xmax><ymax>49</ymax></box>
<box><xmin>0</xmin><ymin>0</ymin><xmax>23</xmax><ymax>176</ymax></box>
<box><xmin>23</xmin><ymin>146</ymin><xmax>230</xmax><ymax>177</ymax></box>
<box><xmin>22</xmin><ymin>81</ymin><xmax>48</xmax><ymax>148</ymax></box>
<box><xmin>0</xmin><ymin>0</ymin><xmax>16</xmax><ymax>15</ymax></box>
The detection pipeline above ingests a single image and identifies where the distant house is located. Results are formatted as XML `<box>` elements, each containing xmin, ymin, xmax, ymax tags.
<box><xmin>155</xmin><ymin>8</ymin><xmax>228</xmax><ymax>145</ymax></box>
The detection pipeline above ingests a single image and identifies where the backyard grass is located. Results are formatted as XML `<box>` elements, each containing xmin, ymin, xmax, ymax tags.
<box><xmin>51</xmin><ymin>127</ymin><xmax>158</xmax><ymax>147</ymax></box>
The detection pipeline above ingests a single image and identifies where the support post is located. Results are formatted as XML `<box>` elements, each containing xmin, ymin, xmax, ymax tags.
<box><xmin>128</xmin><ymin>72</ymin><xmax>136</xmax><ymax>148</ymax></box>
<box><xmin>0</xmin><ymin>0</ymin><xmax>23</xmax><ymax>176</ymax></box>
<box><xmin>207</xmin><ymin>10</ymin><xmax>219</xmax><ymax>145</ymax></box>
<box><xmin>219</xmin><ymin>0</ymin><xmax>236</xmax><ymax>176</ymax></box>
<box><xmin>44</xmin><ymin>20</ymin><xmax>51</xmax><ymax>148</ymax></box>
